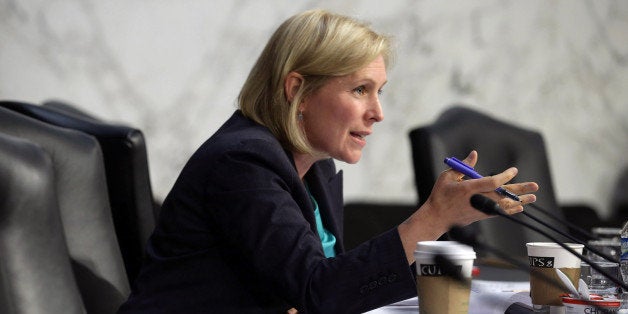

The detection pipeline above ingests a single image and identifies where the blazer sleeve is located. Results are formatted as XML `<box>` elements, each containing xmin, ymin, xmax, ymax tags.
<box><xmin>205</xmin><ymin>138</ymin><xmax>417</xmax><ymax>313</ymax></box>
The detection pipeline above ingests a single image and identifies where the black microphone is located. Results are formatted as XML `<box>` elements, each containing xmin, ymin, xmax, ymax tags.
<box><xmin>470</xmin><ymin>194</ymin><xmax>628</xmax><ymax>291</ymax></box>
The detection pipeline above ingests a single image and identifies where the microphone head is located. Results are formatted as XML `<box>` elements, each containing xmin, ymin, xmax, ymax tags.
<box><xmin>470</xmin><ymin>194</ymin><xmax>502</xmax><ymax>215</ymax></box>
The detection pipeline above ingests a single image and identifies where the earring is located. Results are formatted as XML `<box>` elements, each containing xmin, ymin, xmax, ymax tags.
<box><xmin>297</xmin><ymin>111</ymin><xmax>304</xmax><ymax>121</ymax></box>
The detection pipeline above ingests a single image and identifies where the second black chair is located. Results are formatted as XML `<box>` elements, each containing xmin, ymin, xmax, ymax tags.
<box><xmin>0</xmin><ymin>100</ymin><xmax>154</xmax><ymax>286</ymax></box>
<box><xmin>0</xmin><ymin>107</ymin><xmax>130</xmax><ymax>313</ymax></box>
<box><xmin>0</xmin><ymin>133</ymin><xmax>86</xmax><ymax>314</ymax></box>
<box><xmin>408</xmin><ymin>105</ymin><xmax>569</xmax><ymax>260</ymax></box>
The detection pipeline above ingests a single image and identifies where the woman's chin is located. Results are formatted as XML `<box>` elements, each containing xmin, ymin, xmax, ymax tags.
<box><xmin>336</xmin><ymin>153</ymin><xmax>362</xmax><ymax>164</ymax></box>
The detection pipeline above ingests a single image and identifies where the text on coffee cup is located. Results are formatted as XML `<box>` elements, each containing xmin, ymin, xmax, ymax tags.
<box><xmin>528</xmin><ymin>256</ymin><xmax>555</xmax><ymax>268</ymax></box>
<box><xmin>419</xmin><ymin>264</ymin><xmax>463</xmax><ymax>277</ymax></box>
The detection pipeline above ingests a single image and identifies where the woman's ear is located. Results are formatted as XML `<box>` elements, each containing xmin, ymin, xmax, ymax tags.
<box><xmin>284</xmin><ymin>72</ymin><xmax>303</xmax><ymax>103</ymax></box>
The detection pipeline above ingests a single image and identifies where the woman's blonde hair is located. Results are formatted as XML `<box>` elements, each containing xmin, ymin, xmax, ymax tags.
<box><xmin>238</xmin><ymin>9</ymin><xmax>393</xmax><ymax>154</ymax></box>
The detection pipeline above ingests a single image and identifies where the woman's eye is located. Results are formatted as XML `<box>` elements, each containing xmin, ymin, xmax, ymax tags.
<box><xmin>377</xmin><ymin>89</ymin><xmax>384</xmax><ymax>95</ymax></box>
<box><xmin>353</xmin><ymin>86</ymin><xmax>366</xmax><ymax>95</ymax></box>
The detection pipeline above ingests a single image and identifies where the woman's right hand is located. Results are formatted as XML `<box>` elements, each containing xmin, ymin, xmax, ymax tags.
<box><xmin>397</xmin><ymin>150</ymin><xmax>538</xmax><ymax>264</ymax></box>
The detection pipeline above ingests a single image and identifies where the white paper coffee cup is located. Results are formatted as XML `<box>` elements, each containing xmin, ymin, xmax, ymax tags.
<box><xmin>526</xmin><ymin>242</ymin><xmax>584</xmax><ymax>308</ymax></box>
<box><xmin>414</xmin><ymin>241</ymin><xmax>476</xmax><ymax>314</ymax></box>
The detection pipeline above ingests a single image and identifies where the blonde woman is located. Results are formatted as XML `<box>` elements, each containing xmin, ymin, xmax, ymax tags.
<box><xmin>119</xmin><ymin>9</ymin><xmax>537</xmax><ymax>313</ymax></box>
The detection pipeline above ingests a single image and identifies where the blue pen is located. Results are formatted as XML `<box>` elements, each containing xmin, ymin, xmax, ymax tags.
<box><xmin>444</xmin><ymin>157</ymin><xmax>521</xmax><ymax>201</ymax></box>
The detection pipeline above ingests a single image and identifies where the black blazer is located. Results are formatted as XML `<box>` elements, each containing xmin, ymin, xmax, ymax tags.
<box><xmin>118</xmin><ymin>111</ymin><xmax>416</xmax><ymax>314</ymax></box>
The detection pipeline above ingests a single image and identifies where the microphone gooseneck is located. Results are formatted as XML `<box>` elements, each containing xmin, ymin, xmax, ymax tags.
<box><xmin>469</xmin><ymin>194</ymin><xmax>628</xmax><ymax>291</ymax></box>
<box><xmin>518</xmin><ymin>210</ymin><xmax>617</xmax><ymax>263</ymax></box>
<box><xmin>527</xmin><ymin>202</ymin><xmax>596</xmax><ymax>241</ymax></box>
<box><xmin>471</xmin><ymin>194</ymin><xmax>616</xmax><ymax>263</ymax></box>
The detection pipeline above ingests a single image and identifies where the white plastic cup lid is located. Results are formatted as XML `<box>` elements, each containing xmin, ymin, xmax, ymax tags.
<box><xmin>414</xmin><ymin>241</ymin><xmax>476</xmax><ymax>260</ymax></box>
<box><xmin>526</xmin><ymin>242</ymin><xmax>584</xmax><ymax>268</ymax></box>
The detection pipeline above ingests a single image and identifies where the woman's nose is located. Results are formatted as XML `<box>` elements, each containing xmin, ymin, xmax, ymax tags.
<box><xmin>369</xmin><ymin>97</ymin><xmax>384</xmax><ymax>122</ymax></box>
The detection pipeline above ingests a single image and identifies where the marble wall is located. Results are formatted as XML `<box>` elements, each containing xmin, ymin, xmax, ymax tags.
<box><xmin>1</xmin><ymin>0</ymin><xmax>626</xmax><ymax>218</ymax></box>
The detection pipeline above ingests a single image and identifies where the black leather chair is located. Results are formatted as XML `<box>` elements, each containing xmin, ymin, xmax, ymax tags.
<box><xmin>408</xmin><ymin>105</ymin><xmax>568</xmax><ymax>260</ymax></box>
<box><xmin>343</xmin><ymin>202</ymin><xmax>416</xmax><ymax>251</ymax></box>
<box><xmin>1</xmin><ymin>100</ymin><xmax>156</xmax><ymax>285</ymax></box>
<box><xmin>0</xmin><ymin>107</ymin><xmax>130</xmax><ymax>314</ymax></box>
<box><xmin>0</xmin><ymin>133</ymin><xmax>86</xmax><ymax>314</ymax></box>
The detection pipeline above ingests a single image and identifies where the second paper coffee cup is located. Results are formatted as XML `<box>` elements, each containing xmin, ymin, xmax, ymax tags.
<box><xmin>414</xmin><ymin>241</ymin><xmax>476</xmax><ymax>314</ymax></box>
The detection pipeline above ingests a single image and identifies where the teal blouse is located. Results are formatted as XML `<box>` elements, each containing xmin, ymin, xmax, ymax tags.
<box><xmin>307</xmin><ymin>187</ymin><xmax>336</xmax><ymax>258</ymax></box>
